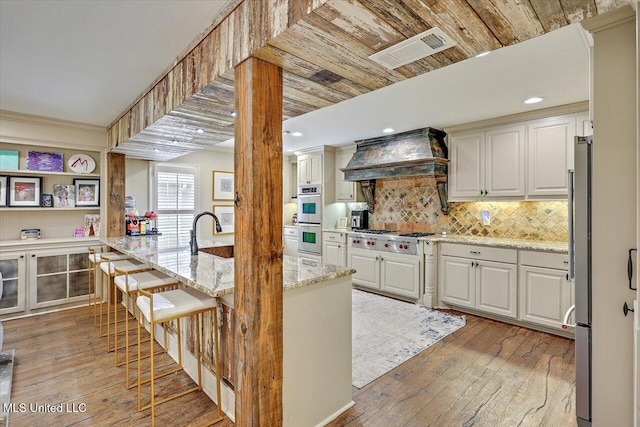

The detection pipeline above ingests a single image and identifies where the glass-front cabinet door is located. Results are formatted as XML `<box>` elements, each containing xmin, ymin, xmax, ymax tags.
<box><xmin>29</xmin><ymin>248</ymin><xmax>90</xmax><ymax>309</ymax></box>
<box><xmin>0</xmin><ymin>252</ymin><xmax>27</xmax><ymax>316</ymax></box>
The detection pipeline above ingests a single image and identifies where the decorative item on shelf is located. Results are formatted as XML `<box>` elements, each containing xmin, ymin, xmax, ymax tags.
<box><xmin>125</xmin><ymin>195</ymin><xmax>136</xmax><ymax>215</ymax></box>
<box><xmin>212</xmin><ymin>204</ymin><xmax>234</xmax><ymax>234</ymax></box>
<box><xmin>53</xmin><ymin>184</ymin><xmax>75</xmax><ymax>208</ymax></box>
<box><xmin>212</xmin><ymin>170</ymin><xmax>234</xmax><ymax>201</ymax></box>
<box><xmin>292</xmin><ymin>213</ymin><xmax>297</xmax><ymax>224</ymax></box>
<box><xmin>40</xmin><ymin>193</ymin><xmax>52</xmax><ymax>207</ymax></box>
<box><xmin>83</xmin><ymin>214</ymin><xmax>100</xmax><ymax>237</ymax></box>
<box><xmin>8</xmin><ymin>176</ymin><xmax>42</xmax><ymax>207</ymax></box>
<box><xmin>20</xmin><ymin>229</ymin><xmax>41</xmax><ymax>240</ymax></box>
<box><xmin>0</xmin><ymin>150</ymin><xmax>19</xmax><ymax>170</ymax></box>
<box><xmin>73</xmin><ymin>178</ymin><xmax>100</xmax><ymax>207</ymax></box>
<box><xmin>67</xmin><ymin>153</ymin><xmax>96</xmax><ymax>174</ymax></box>
<box><xmin>126</xmin><ymin>212</ymin><xmax>141</xmax><ymax>235</ymax></box>
<box><xmin>0</xmin><ymin>176</ymin><xmax>6</xmax><ymax>207</ymax></box>
<box><xmin>26</xmin><ymin>150</ymin><xmax>63</xmax><ymax>172</ymax></box>
<box><xmin>74</xmin><ymin>228</ymin><xmax>84</xmax><ymax>238</ymax></box>
<box><xmin>337</xmin><ymin>217</ymin><xmax>348</xmax><ymax>229</ymax></box>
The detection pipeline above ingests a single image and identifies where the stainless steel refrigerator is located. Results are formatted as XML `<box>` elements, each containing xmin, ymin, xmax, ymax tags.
<box><xmin>567</xmin><ymin>135</ymin><xmax>593</xmax><ymax>426</ymax></box>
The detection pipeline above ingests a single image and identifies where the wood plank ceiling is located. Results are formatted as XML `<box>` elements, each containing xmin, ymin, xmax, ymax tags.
<box><xmin>108</xmin><ymin>0</ymin><xmax>626</xmax><ymax>161</ymax></box>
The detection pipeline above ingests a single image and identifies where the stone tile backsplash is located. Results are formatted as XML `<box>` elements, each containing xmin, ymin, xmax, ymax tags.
<box><xmin>370</xmin><ymin>177</ymin><xmax>568</xmax><ymax>242</ymax></box>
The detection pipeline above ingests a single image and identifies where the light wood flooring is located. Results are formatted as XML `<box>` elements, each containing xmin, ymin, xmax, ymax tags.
<box><xmin>3</xmin><ymin>306</ymin><xmax>575</xmax><ymax>427</ymax></box>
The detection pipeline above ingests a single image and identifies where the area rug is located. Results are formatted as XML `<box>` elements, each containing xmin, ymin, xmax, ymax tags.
<box><xmin>352</xmin><ymin>289</ymin><xmax>466</xmax><ymax>388</ymax></box>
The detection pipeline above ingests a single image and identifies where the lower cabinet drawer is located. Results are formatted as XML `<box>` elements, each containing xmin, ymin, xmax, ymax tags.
<box><xmin>440</xmin><ymin>243</ymin><xmax>517</xmax><ymax>264</ymax></box>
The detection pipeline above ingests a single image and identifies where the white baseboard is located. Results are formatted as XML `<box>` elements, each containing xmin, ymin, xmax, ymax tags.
<box><xmin>315</xmin><ymin>400</ymin><xmax>355</xmax><ymax>427</ymax></box>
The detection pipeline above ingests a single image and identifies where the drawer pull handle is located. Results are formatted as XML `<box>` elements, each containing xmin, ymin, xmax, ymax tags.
<box><xmin>563</xmin><ymin>260</ymin><xmax>569</xmax><ymax>264</ymax></box>
<box><xmin>470</xmin><ymin>251</ymin><xmax>481</xmax><ymax>254</ymax></box>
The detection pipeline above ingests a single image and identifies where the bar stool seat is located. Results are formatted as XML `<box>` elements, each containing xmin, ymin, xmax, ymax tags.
<box><xmin>114</xmin><ymin>271</ymin><xmax>177</xmax><ymax>292</ymax></box>
<box><xmin>90</xmin><ymin>251</ymin><xmax>131</xmax><ymax>326</ymax></box>
<box><xmin>136</xmin><ymin>286</ymin><xmax>224</xmax><ymax>426</ymax></box>
<box><xmin>100</xmin><ymin>259</ymin><xmax>142</xmax><ymax>276</ymax></box>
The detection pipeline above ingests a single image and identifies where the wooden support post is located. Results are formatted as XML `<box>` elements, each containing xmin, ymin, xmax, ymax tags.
<box><xmin>106</xmin><ymin>152</ymin><xmax>125</xmax><ymax>237</ymax></box>
<box><xmin>234</xmin><ymin>57</ymin><xmax>283</xmax><ymax>426</ymax></box>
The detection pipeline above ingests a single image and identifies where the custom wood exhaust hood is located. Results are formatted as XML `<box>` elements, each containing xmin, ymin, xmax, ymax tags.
<box><xmin>341</xmin><ymin>127</ymin><xmax>450</xmax><ymax>214</ymax></box>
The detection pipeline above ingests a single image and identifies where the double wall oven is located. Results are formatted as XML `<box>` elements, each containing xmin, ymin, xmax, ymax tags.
<box><xmin>297</xmin><ymin>185</ymin><xmax>322</xmax><ymax>256</ymax></box>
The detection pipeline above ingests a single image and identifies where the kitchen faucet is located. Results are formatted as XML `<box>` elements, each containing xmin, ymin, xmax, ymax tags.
<box><xmin>190</xmin><ymin>211</ymin><xmax>223</xmax><ymax>255</ymax></box>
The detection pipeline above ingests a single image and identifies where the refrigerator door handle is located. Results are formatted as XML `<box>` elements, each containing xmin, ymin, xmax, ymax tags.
<box><xmin>629</xmin><ymin>248</ymin><xmax>637</xmax><ymax>291</ymax></box>
<box><xmin>562</xmin><ymin>304</ymin><xmax>576</xmax><ymax>329</ymax></box>
<box><xmin>568</xmin><ymin>169</ymin><xmax>575</xmax><ymax>282</ymax></box>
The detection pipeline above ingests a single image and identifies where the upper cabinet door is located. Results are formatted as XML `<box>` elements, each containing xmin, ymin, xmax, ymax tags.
<box><xmin>484</xmin><ymin>124</ymin><xmax>526</xmax><ymax>197</ymax></box>
<box><xmin>335</xmin><ymin>151</ymin><xmax>353</xmax><ymax>201</ymax></box>
<box><xmin>449</xmin><ymin>132</ymin><xmax>483</xmax><ymax>200</ymax></box>
<box><xmin>527</xmin><ymin>115</ymin><xmax>576</xmax><ymax>197</ymax></box>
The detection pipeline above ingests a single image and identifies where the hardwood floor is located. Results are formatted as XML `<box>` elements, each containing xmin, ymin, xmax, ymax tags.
<box><xmin>3</xmin><ymin>307</ymin><xmax>233</xmax><ymax>427</ymax></box>
<box><xmin>3</xmin><ymin>306</ymin><xmax>575</xmax><ymax>427</ymax></box>
<box><xmin>328</xmin><ymin>311</ymin><xmax>576</xmax><ymax>427</ymax></box>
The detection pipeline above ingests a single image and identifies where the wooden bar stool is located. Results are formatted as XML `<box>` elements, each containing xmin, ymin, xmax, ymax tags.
<box><xmin>113</xmin><ymin>267</ymin><xmax>179</xmax><ymax>388</ymax></box>
<box><xmin>94</xmin><ymin>252</ymin><xmax>132</xmax><ymax>329</ymax></box>
<box><xmin>136</xmin><ymin>286</ymin><xmax>224</xmax><ymax>427</ymax></box>
<box><xmin>100</xmin><ymin>257</ymin><xmax>144</xmax><ymax>349</ymax></box>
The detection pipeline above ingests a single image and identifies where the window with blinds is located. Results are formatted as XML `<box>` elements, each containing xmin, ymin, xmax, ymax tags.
<box><xmin>153</xmin><ymin>164</ymin><xmax>197</xmax><ymax>247</ymax></box>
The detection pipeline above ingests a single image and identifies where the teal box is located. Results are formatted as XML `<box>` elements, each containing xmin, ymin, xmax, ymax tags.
<box><xmin>0</xmin><ymin>150</ymin><xmax>19</xmax><ymax>170</ymax></box>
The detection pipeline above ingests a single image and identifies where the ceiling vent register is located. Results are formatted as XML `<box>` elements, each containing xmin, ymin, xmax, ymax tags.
<box><xmin>369</xmin><ymin>27</ymin><xmax>457</xmax><ymax>70</ymax></box>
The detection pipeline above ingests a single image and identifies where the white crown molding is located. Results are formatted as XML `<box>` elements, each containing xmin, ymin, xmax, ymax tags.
<box><xmin>581</xmin><ymin>4</ymin><xmax>635</xmax><ymax>33</ymax></box>
<box><xmin>444</xmin><ymin>101</ymin><xmax>589</xmax><ymax>134</ymax></box>
<box><xmin>0</xmin><ymin>109</ymin><xmax>106</xmax><ymax>133</ymax></box>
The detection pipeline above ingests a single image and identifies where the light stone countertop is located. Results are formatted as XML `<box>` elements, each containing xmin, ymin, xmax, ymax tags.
<box><xmin>101</xmin><ymin>235</ymin><xmax>355</xmax><ymax>297</ymax></box>
<box><xmin>421</xmin><ymin>234</ymin><xmax>568</xmax><ymax>254</ymax></box>
<box><xmin>339</xmin><ymin>230</ymin><xmax>567</xmax><ymax>253</ymax></box>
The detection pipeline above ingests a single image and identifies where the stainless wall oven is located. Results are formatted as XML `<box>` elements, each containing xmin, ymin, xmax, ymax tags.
<box><xmin>297</xmin><ymin>185</ymin><xmax>322</xmax><ymax>224</ymax></box>
<box><xmin>297</xmin><ymin>185</ymin><xmax>322</xmax><ymax>256</ymax></box>
<box><xmin>298</xmin><ymin>223</ymin><xmax>322</xmax><ymax>255</ymax></box>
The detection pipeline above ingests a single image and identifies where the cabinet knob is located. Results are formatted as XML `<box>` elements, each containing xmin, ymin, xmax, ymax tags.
<box><xmin>20</xmin><ymin>255</ymin><xmax>24</xmax><ymax>259</ymax></box>
<box><xmin>485</xmin><ymin>190</ymin><xmax>488</xmax><ymax>195</ymax></box>
<box><xmin>31</xmin><ymin>254</ymin><xmax>36</xmax><ymax>258</ymax></box>
<box><xmin>480</xmin><ymin>190</ymin><xmax>484</xmax><ymax>195</ymax></box>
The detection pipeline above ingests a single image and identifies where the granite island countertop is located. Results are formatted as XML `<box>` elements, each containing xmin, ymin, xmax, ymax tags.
<box><xmin>101</xmin><ymin>235</ymin><xmax>355</xmax><ymax>297</ymax></box>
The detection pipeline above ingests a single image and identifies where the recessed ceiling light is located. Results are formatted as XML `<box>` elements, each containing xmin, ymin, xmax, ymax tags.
<box><xmin>171</xmin><ymin>139</ymin><xmax>178</xmax><ymax>144</ymax></box>
<box><xmin>287</xmin><ymin>149</ymin><xmax>295</xmax><ymax>153</ymax></box>
<box><xmin>283</xmin><ymin>130</ymin><xmax>291</xmax><ymax>135</ymax></box>
<box><xmin>475</xmin><ymin>51</ymin><xmax>490</xmax><ymax>58</ymax></box>
<box><xmin>291</xmin><ymin>132</ymin><xmax>303</xmax><ymax>137</ymax></box>
<box><xmin>524</xmin><ymin>97</ymin><xmax>544</xmax><ymax>104</ymax></box>
<box><xmin>154</xmin><ymin>148</ymin><xmax>160</xmax><ymax>152</ymax></box>
<box><xmin>230</xmin><ymin>111</ymin><xmax>236</xmax><ymax>117</ymax></box>
<box><xmin>196</xmin><ymin>128</ymin><xmax>205</xmax><ymax>134</ymax></box>
<box><xmin>382</xmin><ymin>128</ymin><xmax>394</xmax><ymax>133</ymax></box>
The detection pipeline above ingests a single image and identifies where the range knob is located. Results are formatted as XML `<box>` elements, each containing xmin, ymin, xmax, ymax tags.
<box><xmin>384</xmin><ymin>243</ymin><xmax>389</xmax><ymax>248</ymax></box>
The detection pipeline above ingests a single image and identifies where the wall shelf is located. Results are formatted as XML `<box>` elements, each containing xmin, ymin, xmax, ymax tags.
<box><xmin>0</xmin><ymin>207</ymin><xmax>100</xmax><ymax>212</ymax></box>
<box><xmin>0</xmin><ymin>169</ymin><xmax>100</xmax><ymax>178</ymax></box>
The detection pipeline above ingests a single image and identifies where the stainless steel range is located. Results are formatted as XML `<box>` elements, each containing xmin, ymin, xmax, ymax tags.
<box><xmin>349</xmin><ymin>230</ymin><xmax>434</xmax><ymax>255</ymax></box>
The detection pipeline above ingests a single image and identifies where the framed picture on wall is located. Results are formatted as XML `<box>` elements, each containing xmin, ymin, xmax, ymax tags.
<box><xmin>73</xmin><ymin>178</ymin><xmax>100</xmax><ymax>207</ymax></box>
<box><xmin>0</xmin><ymin>176</ymin><xmax>7</xmax><ymax>207</ymax></box>
<box><xmin>212</xmin><ymin>170</ymin><xmax>234</xmax><ymax>201</ymax></box>
<box><xmin>212</xmin><ymin>205</ymin><xmax>234</xmax><ymax>234</ymax></box>
<box><xmin>8</xmin><ymin>176</ymin><xmax>42</xmax><ymax>207</ymax></box>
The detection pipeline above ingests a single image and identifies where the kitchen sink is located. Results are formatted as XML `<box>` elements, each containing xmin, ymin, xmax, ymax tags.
<box><xmin>199</xmin><ymin>245</ymin><xmax>234</xmax><ymax>258</ymax></box>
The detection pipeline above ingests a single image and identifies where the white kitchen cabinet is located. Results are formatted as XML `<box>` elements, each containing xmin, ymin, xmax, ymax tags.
<box><xmin>449</xmin><ymin>131</ymin><xmax>483</xmax><ymax>199</ymax></box>
<box><xmin>323</xmin><ymin>231</ymin><xmax>347</xmax><ymax>267</ymax></box>
<box><xmin>518</xmin><ymin>251</ymin><xmax>571</xmax><ymax>330</ymax></box>
<box><xmin>449</xmin><ymin>124</ymin><xmax>525</xmax><ymax>200</ymax></box>
<box><xmin>379</xmin><ymin>253</ymin><xmax>421</xmax><ymax>299</ymax></box>
<box><xmin>439</xmin><ymin>243</ymin><xmax>518</xmax><ymax>318</ymax></box>
<box><xmin>349</xmin><ymin>247</ymin><xmax>421</xmax><ymax>299</ymax></box>
<box><xmin>297</xmin><ymin>153</ymin><xmax>322</xmax><ymax>185</ymax></box>
<box><xmin>283</xmin><ymin>227</ymin><xmax>298</xmax><ymax>257</ymax></box>
<box><xmin>348</xmin><ymin>250</ymin><xmax>379</xmax><ymax>290</ymax></box>
<box><xmin>282</xmin><ymin>155</ymin><xmax>298</xmax><ymax>203</ymax></box>
<box><xmin>476</xmin><ymin>260</ymin><xmax>518</xmax><ymax>318</ymax></box>
<box><xmin>0</xmin><ymin>252</ymin><xmax>27</xmax><ymax>316</ymax></box>
<box><xmin>335</xmin><ymin>149</ymin><xmax>364</xmax><ymax>202</ymax></box>
<box><xmin>29</xmin><ymin>247</ymin><xmax>91</xmax><ymax>310</ymax></box>
<box><xmin>527</xmin><ymin>115</ymin><xmax>576</xmax><ymax>197</ymax></box>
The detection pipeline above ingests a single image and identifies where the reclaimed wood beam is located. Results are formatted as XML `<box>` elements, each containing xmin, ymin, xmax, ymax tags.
<box><xmin>106</xmin><ymin>152</ymin><xmax>125</xmax><ymax>237</ymax></box>
<box><xmin>234</xmin><ymin>57</ymin><xmax>284</xmax><ymax>426</ymax></box>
